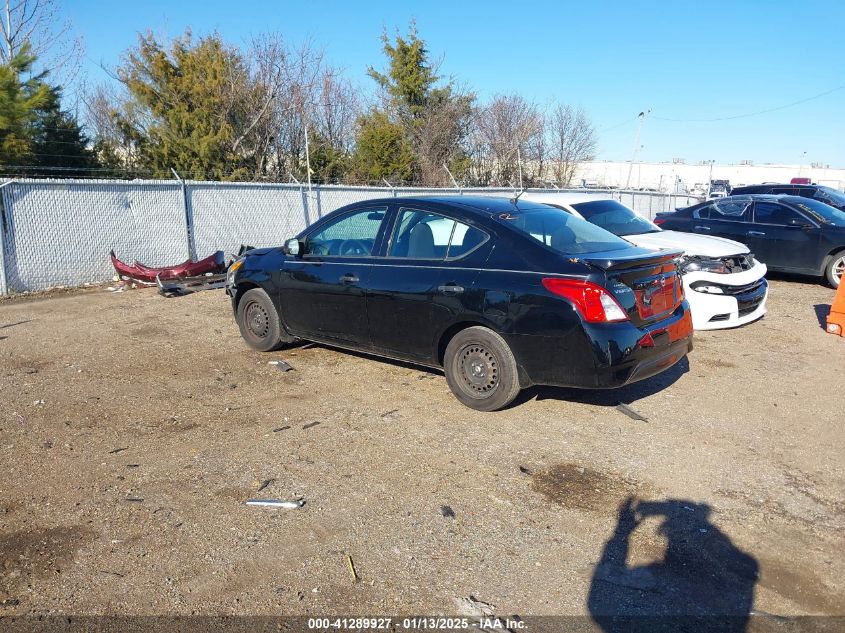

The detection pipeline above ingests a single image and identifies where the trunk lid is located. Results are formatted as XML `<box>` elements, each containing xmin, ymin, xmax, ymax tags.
<box><xmin>581</xmin><ymin>249</ymin><xmax>685</xmax><ymax>327</ymax></box>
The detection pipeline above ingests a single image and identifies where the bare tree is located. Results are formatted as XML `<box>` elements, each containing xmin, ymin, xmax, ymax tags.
<box><xmin>0</xmin><ymin>0</ymin><xmax>84</xmax><ymax>87</ymax></box>
<box><xmin>547</xmin><ymin>104</ymin><xmax>596</xmax><ymax>187</ymax></box>
<box><xmin>472</xmin><ymin>94</ymin><xmax>543</xmax><ymax>186</ymax></box>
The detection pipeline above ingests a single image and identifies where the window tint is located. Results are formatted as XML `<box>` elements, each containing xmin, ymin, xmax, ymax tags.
<box><xmin>501</xmin><ymin>208</ymin><xmax>630</xmax><ymax>254</ymax></box>
<box><xmin>307</xmin><ymin>208</ymin><xmax>385</xmax><ymax>257</ymax></box>
<box><xmin>754</xmin><ymin>202</ymin><xmax>802</xmax><ymax>225</ymax></box>
<box><xmin>389</xmin><ymin>208</ymin><xmax>486</xmax><ymax>259</ymax></box>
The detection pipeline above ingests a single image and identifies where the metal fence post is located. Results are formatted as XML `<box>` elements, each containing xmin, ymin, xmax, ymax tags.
<box><xmin>0</xmin><ymin>180</ymin><xmax>13</xmax><ymax>295</ymax></box>
<box><xmin>300</xmin><ymin>186</ymin><xmax>310</xmax><ymax>226</ymax></box>
<box><xmin>171</xmin><ymin>169</ymin><xmax>195</xmax><ymax>260</ymax></box>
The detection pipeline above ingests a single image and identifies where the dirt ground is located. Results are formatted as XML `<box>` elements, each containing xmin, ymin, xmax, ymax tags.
<box><xmin>0</xmin><ymin>276</ymin><xmax>843</xmax><ymax>622</ymax></box>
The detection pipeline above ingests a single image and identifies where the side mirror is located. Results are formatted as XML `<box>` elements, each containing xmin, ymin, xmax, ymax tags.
<box><xmin>283</xmin><ymin>238</ymin><xmax>304</xmax><ymax>257</ymax></box>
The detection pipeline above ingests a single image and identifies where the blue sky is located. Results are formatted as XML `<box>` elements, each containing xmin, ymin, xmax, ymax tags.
<box><xmin>64</xmin><ymin>0</ymin><xmax>845</xmax><ymax>166</ymax></box>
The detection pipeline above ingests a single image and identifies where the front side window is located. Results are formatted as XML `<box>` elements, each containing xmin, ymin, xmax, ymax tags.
<box><xmin>569</xmin><ymin>200</ymin><xmax>660</xmax><ymax>236</ymax></box>
<box><xmin>389</xmin><ymin>208</ymin><xmax>487</xmax><ymax>260</ymax></box>
<box><xmin>306</xmin><ymin>208</ymin><xmax>386</xmax><ymax>257</ymax></box>
<box><xmin>753</xmin><ymin>202</ymin><xmax>802</xmax><ymax>225</ymax></box>
<box><xmin>500</xmin><ymin>207</ymin><xmax>630</xmax><ymax>254</ymax></box>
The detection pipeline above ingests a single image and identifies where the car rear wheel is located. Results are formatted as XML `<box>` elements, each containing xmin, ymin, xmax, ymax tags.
<box><xmin>444</xmin><ymin>326</ymin><xmax>521</xmax><ymax>411</ymax></box>
<box><xmin>236</xmin><ymin>288</ymin><xmax>293</xmax><ymax>351</ymax></box>
<box><xmin>825</xmin><ymin>251</ymin><xmax>844</xmax><ymax>288</ymax></box>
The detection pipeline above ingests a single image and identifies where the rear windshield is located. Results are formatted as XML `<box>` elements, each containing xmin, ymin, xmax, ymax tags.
<box><xmin>787</xmin><ymin>197</ymin><xmax>845</xmax><ymax>226</ymax></box>
<box><xmin>570</xmin><ymin>199</ymin><xmax>661</xmax><ymax>236</ymax></box>
<box><xmin>500</xmin><ymin>208</ymin><xmax>630</xmax><ymax>254</ymax></box>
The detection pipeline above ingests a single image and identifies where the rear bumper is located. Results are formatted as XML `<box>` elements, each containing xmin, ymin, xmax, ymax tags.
<box><xmin>506</xmin><ymin>302</ymin><xmax>694</xmax><ymax>389</ymax></box>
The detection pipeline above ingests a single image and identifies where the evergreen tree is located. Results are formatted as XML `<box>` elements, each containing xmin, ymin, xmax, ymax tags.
<box><xmin>30</xmin><ymin>88</ymin><xmax>98</xmax><ymax>174</ymax></box>
<box><xmin>0</xmin><ymin>43</ymin><xmax>50</xmax><ymax>166</ymax></box>
<box><xmin>352</xmin><ymin>111</ymin><xmax>413</xmax><ymax>184</ymax></box>
<box><xmin>114</xmin><ymin>31</ymin><xmax>259</xmax><ymax>180</ymax></box>
<box><xmin>357</xmin><ymin>23</ymin><xmax>474</xmax><ymax>185</ymax></box>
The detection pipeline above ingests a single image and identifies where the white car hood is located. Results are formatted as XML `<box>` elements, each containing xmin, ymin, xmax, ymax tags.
<box><xmin>624</xmin><ymin>230</ymin><xmax>750</xmax><ymax>257</ymax></box>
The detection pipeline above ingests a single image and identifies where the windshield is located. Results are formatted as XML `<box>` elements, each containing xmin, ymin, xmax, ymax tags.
<box><xmin>501</xmin><ymin>207</ymin><xmax>630</xmax><ymax>254</ymax></box>
<box><xmin>570</xmin><ymin>200</ymin><xmax>661</xmax><ymax>236</ymax></box>
<box><xmin>814</xmin><ymin>186</ymin><xmax>845</xmax><ymax>208</ymax></box>
<box><xmin>788</xmin><ymin>197</ymin><xmax>845</xmax><ymax>226</ymax></box>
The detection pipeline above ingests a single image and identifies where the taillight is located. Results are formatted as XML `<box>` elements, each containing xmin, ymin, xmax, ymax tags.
<box><xmin>541</xmin><ymin>278</ymin><xmax>629</xmax><ymax>323</ymax></box>
<box><xmin>653</xmin><ymin>217</ymin><xmax>667</xmax><ymax>226</ymax></box>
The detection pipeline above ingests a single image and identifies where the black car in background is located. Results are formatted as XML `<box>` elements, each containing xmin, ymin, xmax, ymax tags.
<box><xmin>655</xmin><ymin>194</ymin><xmax>845</xmax><ymax>287</ymax></box>
<box><xmin>730</xmin><ymin>183</ymin><xmax>845</xmax><ymax>212</ymax></box>
<box><xmin>226</xmin><ymin>197</ymin><xmax>693</xmax><ymax>411</ymax></box>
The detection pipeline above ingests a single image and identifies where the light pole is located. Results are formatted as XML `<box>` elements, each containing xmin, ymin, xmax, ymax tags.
<box><xmin>706</xmin><ymin>160</ymin><xmax>715</xmax><ymax>199</ymax></box>
<box><xmin>625</xmin><ymin>109</ymin><xmax>649</xmax><ymax>189</ymax></box>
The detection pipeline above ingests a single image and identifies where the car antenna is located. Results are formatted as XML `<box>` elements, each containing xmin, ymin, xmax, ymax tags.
<box><xmin>510</xmin><ymin>188</ymin><xmax>526</xmax><ymax>205</ymax></box>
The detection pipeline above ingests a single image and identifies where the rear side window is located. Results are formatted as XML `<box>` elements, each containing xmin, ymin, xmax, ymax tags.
<box><xmin>389</xmin><ymin>208</ymin><xmax>487</xmax><ymax>260</ymax></box>
<box><xmin>501</xmin><ymin>208</ymin><xmax>629</xmax><ymax>254</ymax></box>
<box><xmin>695</xmin><ymin>199</ymin><xmax>751</xmax><ymax>221</ymax></box>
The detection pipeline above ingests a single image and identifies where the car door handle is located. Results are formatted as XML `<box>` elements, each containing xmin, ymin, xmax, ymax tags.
<box><xmin>747</xmin><ymin>230</ymin><xmax>765</xmax><ymax>237</ymax></box>
<box><xmin>340</xmin><ymin>273</ymin><xmax>359</xmax><ymax>284</ymax></box>
<box><xmin>694</xmin><ymin>225</ymin><xmax>711</xmax><ymax>231</ymax></box>
<box><xmin>437</xmin><ymin>284</ymin><xmax>465</xmax><ymax>294</ymax></box>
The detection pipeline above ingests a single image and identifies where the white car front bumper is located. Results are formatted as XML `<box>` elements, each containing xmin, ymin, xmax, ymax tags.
<box><xmin>683</xmin><ymin>262</ymin><xmax>769</xmax><ymax>330</ymax></box>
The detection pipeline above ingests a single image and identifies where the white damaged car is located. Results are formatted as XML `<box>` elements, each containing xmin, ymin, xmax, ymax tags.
<box><xmin>522</xmin><ymin>193</ymin><xmax>768</xmax><ymax>330</ymax></box>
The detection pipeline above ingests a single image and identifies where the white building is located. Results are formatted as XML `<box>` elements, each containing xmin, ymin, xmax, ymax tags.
<box><xmin>571</xmin><ymin>160</ymin><xmax>845</xmax><ymax>193</ymax></box>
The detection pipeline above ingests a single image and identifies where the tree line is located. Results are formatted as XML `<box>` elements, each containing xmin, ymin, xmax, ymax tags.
<box><xmin>0</xmin><ymin>8</ymin><xmax>597</xmax><ymax>186</ymax></box>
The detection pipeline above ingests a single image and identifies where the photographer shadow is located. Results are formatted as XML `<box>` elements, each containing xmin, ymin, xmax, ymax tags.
<box><xmin>588</xmin><ymin>497</ymin><xmax>759</xmax><ymax>633</ymax></box>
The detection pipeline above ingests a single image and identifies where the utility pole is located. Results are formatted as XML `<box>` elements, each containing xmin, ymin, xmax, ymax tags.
<box><xmin>625</xmin><ymin>110</ymin><xmax>649</xmax><ymax>189</ymax></box>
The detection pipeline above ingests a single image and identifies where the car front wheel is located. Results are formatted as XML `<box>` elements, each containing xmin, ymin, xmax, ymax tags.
<box><xmin>444</xmin><ymin>326</ymin><xmax>521</xmax><ymax>411</ymax></box>
<box><xmin>825</xmin><ymin>251</ymin><xmax>844</xmax><ymax>288</ymax></box>
<box><xmin>236</xmin><ymin>288</ymin><xmax>293</xmax><ymax>351</ymax></box>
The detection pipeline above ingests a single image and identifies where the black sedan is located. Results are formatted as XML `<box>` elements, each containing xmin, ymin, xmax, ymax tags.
<box><xmin>656</xmin><ymin>195</ymin><xmax>845</xmax><ymax>288</ymax></box>
<box><xmin>729</xmin><ymin>183</ymin><xmax>845</xmax><ymax>213</ymax></box>
<box><xmin>226</xmin><ymin>197</ymin><xmax>693</xmax><ymax>411</ymax></box>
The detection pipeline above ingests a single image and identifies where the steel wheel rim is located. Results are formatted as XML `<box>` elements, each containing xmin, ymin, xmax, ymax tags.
<box><xmin>457</xmin><ymin>343</ymin><xmax>499</xmax><ymax>397</ymax></box>
<box><xmin>834</xmin><ymin>256</ymin><xmax>845</xmax><ymax>284</ymax></box>
<box><xmin>245</xmin><ymin>301</ymin><xmax>270</xmax><ymax>338</ymax></box>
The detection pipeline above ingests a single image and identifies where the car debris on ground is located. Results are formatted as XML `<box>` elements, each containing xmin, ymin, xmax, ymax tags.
<box><xmin>269</xmin><ymin>360</ymin><xmax>294</xmax><ymax>372</ymax></box>
<box><xmin>615</xmin><ymin>402</ymin><xmax>649</xmax><ymax>421</ymax></box>
<box><xmin>345</xmin><ymin>554</ymin><xmax>359</xmax><ymax>583</ymax></box>
<box><xmin>245</xmin><ymin>498</ymin><xmax>305</xmax><ymax>509</ymax></box>
<box><xmin>110</xmin><ymin>249</ymin><xmax>226</xmax><ymax>286</ymax></box>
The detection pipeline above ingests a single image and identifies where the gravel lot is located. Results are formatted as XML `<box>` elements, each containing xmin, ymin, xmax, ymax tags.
<box><xmin>0</xmin><ymin>277</ymin><xmax>842</xmax><ymax>622</ymax></box>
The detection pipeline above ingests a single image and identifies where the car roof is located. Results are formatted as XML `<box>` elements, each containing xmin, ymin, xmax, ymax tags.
<box><xmin>734</xmin><ymin>183</ymin><xmax>818</xmax><ymax>189</ymax></box>
<box><xmin>519</xmin><ymin>191</ymin><xmax>614</xmax><ymax>206</ymax></box>
<box><xmin>356</xmin><ymin>195</ymin><xmax>556</xmax><ymax>218</ymax></box>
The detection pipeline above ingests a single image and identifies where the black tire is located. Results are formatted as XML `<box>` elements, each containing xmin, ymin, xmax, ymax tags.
<box><xmin>443</xmin><ymin>326</ymin><xmax>521</xmax><ymax>411</ymax></box>
<box><xmin>825</xmin><ymin>250</ymin><xmax>844</xmax><ymax>288</ymax></box>
<box><xmin>236</xmin><ymin>288</ymin><xmax>293</xmax><ymax>351</ymax></box>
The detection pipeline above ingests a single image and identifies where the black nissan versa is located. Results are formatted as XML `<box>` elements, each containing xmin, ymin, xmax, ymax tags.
<box><xmin>226</xmin><ymin>197</ymin><xmax>693</xmax><ymax>411</ymax></box>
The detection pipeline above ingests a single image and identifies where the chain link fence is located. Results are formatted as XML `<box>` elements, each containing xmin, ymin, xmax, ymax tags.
<box><xmin>0</xmin><ymin>179</ymin><xmax>700</xmax><ymax>295</ymax></box>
